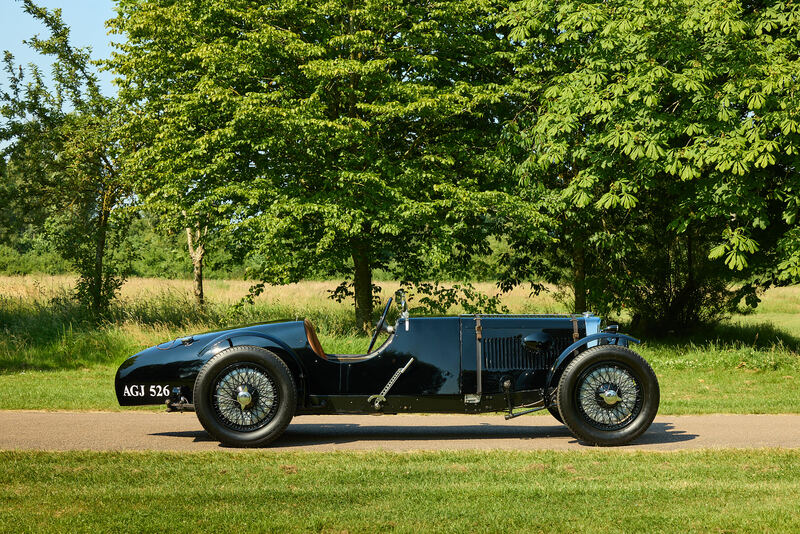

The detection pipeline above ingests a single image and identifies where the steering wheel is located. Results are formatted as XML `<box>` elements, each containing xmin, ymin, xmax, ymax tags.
<box><xmin>367</xmin><ymin>297</ymin><xmax>393</xmax><ymax>353</ymax></box>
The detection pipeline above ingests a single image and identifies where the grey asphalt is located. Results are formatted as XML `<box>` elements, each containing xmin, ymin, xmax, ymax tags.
<box><xmin>1</xmin><ymin>411</ymin><xmax>800</xmax><ymax>451</ymax></box>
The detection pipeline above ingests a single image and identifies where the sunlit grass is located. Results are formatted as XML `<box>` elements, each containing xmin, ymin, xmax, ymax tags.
<box><xmin>0</xmin><ymin>274</ymin><xmax>563</xmax><ymax>313</ymax></box>
<box><xmin>1</xmin><ymin>450</ymin><xmax>799</xmax><ymax>533</ymax></box>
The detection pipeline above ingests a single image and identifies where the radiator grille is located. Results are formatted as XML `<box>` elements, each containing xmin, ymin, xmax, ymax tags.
<box><xmin>482</xmin><ymin>335</ymin><xmax>572</xmax><ymax>370</ymax></box>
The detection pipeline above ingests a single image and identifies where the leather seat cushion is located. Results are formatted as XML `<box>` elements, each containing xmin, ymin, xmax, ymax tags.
<box><xmin>304</xmin><ymin>319</ymin><xmax>327</xmax><ymax>359</ymax></box>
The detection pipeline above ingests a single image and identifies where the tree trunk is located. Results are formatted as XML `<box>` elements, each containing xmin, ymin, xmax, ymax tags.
<box><xmin>91</xmin><ymin>207</ymin><xmax>109</xmax><ymax>314</ymax></box>
<box><xmin>191</xmin><ymin>248</ymin><xmax>204</xmax><ymax>306</ymax></box>
<box><xmin>573</xmin><ymin>242</ymin><xmax>587</xmax><ymax>314</ymax></box>
<box><xmin>352</xmin><ymin>244</ymin><xmax>373</xmax><ymax>333</ymax></box>
<box><xmin>185</xmin><ymin>224</ymin><xmax>206</xmax><ymax>307</ymax></box>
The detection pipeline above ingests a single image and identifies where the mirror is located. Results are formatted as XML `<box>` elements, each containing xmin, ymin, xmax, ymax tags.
<box><xmin>395</xmin><ymin>289</ymin><xmax>408</xmax><ymax>315</ymax></box>
<box><xmin>395</xmin><ymin>289</ymin><xmax>410</xmax><ymax>331</ymax></box>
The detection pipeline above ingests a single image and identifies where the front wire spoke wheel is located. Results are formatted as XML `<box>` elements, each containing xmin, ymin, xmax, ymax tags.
<box><xmin>194</xmin><ymin>346</ymin><xmax>297</xmax><ymax>448</ymax></box>
<box><xmin>212</xmin><ymin>363</ymin><xmax>278</xmax><ymax>432</ymax></box>
<box><xmin>576</xmin><ymin>363</ymin><xmax>642</xmax><ymax>431</ymax></box>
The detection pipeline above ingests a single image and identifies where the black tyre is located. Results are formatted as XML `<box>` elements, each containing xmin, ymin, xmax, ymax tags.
<box><xmin>557</xmin><ymin>345</ymin><xmax>659</xmax><ymax>446</ymax></box>
<box><xmin>194</xmin><ymin>345</ymin><xmax>296</xmax><ymax>447</ymax></box>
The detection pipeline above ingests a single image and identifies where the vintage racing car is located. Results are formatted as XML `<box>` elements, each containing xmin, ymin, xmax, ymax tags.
<box><xmin>116</xmin><ymin>294</ymin><xmax>660</xmax><ymax>447</ymax></box>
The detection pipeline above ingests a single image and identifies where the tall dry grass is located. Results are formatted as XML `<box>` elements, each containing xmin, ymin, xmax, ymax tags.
<box><xmin>1</xmin><ymin>275</ymin><xmax>798</xmax><ymax>372</ymax></box>
<box><xmin>0</xmin><ymin>274</ymin><xmax>563</xmax><ymax>312</ymax></box>
<box><xmin>0</xmin><ymin>275</ymin><xmax>565</xmax><ymax>370</ymax></box>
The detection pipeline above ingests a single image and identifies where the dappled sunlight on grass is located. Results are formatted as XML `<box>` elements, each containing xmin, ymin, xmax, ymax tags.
<box><xmin>749</xmin><ymin>285</ymin><xmax>800</xmax><ymax>315</ymax></box>
<box><xmin>732</xmin><ymin>313</ymin><xmax>800</xmax><ymax>337</ymax></box>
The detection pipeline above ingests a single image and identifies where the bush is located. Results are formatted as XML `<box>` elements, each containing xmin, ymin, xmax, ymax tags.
<box><xmin>0</xmin><ymin>243</ymin><xmax>70</xmax><ymax>275</ymax></box>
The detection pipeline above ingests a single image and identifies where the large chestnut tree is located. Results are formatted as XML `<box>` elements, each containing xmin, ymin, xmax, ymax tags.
<box><xmin>502</xmin><ymin>0</ymin><xmax>800</xmax><ymax>329</ymax></box>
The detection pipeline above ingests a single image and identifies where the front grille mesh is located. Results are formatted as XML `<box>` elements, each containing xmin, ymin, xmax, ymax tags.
<box><xmin>482</xmin><ymin>335</ymin><xmax>572</xmax><ymax>370</ymax></box>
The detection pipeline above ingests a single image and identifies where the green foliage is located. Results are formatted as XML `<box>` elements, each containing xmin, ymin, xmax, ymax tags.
<box><xmin>109</xmin><ymin>0</ymin><xmax>547</xmax><ymax>330</ymax></box>
<box><xmin>503</xmin><ymin>0</ymin><xmax>800</xmax><ymax>329</ymax></box>
<box><xmin>6</xmin><ymin>0</ymin><xmax>800</xmax><ymax>333</ymax></box>
<box><xmin>0</xmin><ymin>1</ymin><xmax>129</xmax><ymax>313</ymax></box>
<box><xmin>0</xmin><ymin>241</ymin><xmax>69</xmax><ymax>275</ymax></box>
<box><xmin>399</xmin><ymin>281</ymin><xmax>510</xmax><ymax>315</ymax></box>
<box><xmin>0</xmin><ymin>212</ymin><xmax>257</xmax><ymax>279</ymax></box>
<box><xmin>124</xmin><ymin>214</ymin><xmax>250</xmax><ymax>280</ymax></box>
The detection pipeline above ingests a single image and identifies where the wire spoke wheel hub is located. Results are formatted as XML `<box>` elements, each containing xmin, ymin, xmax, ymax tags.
<box><xmin>576</xmin><ymin>363</ymin><xmax>642</xmax><ymax>431</ymax></box>
<box><xmin>212</xmin><ymin>363</ymin><xmax>278</xmax><ymax>432</ymax></box>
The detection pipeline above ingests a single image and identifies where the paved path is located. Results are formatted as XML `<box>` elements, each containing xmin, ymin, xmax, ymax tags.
<box><xmin>1</xmin><ymin>411</ymin><xmax>799</xmax><ymax>451</ymax></box>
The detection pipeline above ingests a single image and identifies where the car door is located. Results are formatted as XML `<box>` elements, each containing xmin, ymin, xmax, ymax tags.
<box><xmin>342</xmin><ymin>316</ymin><xmax>462</xmax><ymax>396</ymax></box>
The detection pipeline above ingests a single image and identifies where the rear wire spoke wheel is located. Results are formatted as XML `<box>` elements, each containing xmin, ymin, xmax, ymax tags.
<box><xmin>194</xmin><ymin>346</ymin><xmax>296</xmax><ymax>447</ymax></box>
<box><xmin>557</xmin><ymin>345</ymin><xmax>659</xmax><ymax>446</ymax></box>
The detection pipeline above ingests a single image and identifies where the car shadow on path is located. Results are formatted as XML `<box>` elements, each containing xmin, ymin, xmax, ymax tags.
<box><xmin>151</xmin><ymin>420</ymin><xmax>696</xmax><ymax>448</ymax></box>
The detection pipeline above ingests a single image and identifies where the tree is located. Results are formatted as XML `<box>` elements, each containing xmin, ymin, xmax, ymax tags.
<box><xmin>0</xmin><ymin>1</ymin><xmax>129</xmax><ymax>313</ymax></box>
<box><xmin>0</xmin><ymin>157</ymin><xmax>30</xmax><ymax>246</ymax></box>
<box><xmin>503</xmin><ymin>0</ymin><xmax>800</xmax><ymax>329</ymax></box>
<box><xmin>109</xmin><ymin>0</ymin><xmax>262</xmax><ymax>307</ymax></box>
<box><xmin>110</xmin><ymin>0</ymin><xmax>545</xmax><ymax>330</ymax></box>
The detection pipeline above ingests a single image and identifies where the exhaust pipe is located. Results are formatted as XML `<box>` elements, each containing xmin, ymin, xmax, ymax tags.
<box><xmin>165</xmin><ymin>396</ymin><xmax>194</xmax><ymax>412</ymax></box>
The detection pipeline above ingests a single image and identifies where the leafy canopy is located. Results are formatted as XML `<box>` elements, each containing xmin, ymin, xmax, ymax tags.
<box><xmin>110</xmin><ymin>0</ymin><xmax>546</xmax><ymax>328</ymax></box>
<box><xmin>1</xmin><ymin>0</ymin><xmax>129</xmax><ymax>312</ymax></box>
<box><xmin>502</xmin><ymin>0</ymin><xmax>800</xmax><ymax>326</ymax></box>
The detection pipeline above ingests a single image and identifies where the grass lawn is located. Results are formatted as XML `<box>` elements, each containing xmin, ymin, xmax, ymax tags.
<box><xmin>1</xmin><ymin>449</ymin><xmax>799</xmax><ymax>533</ymax></box>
